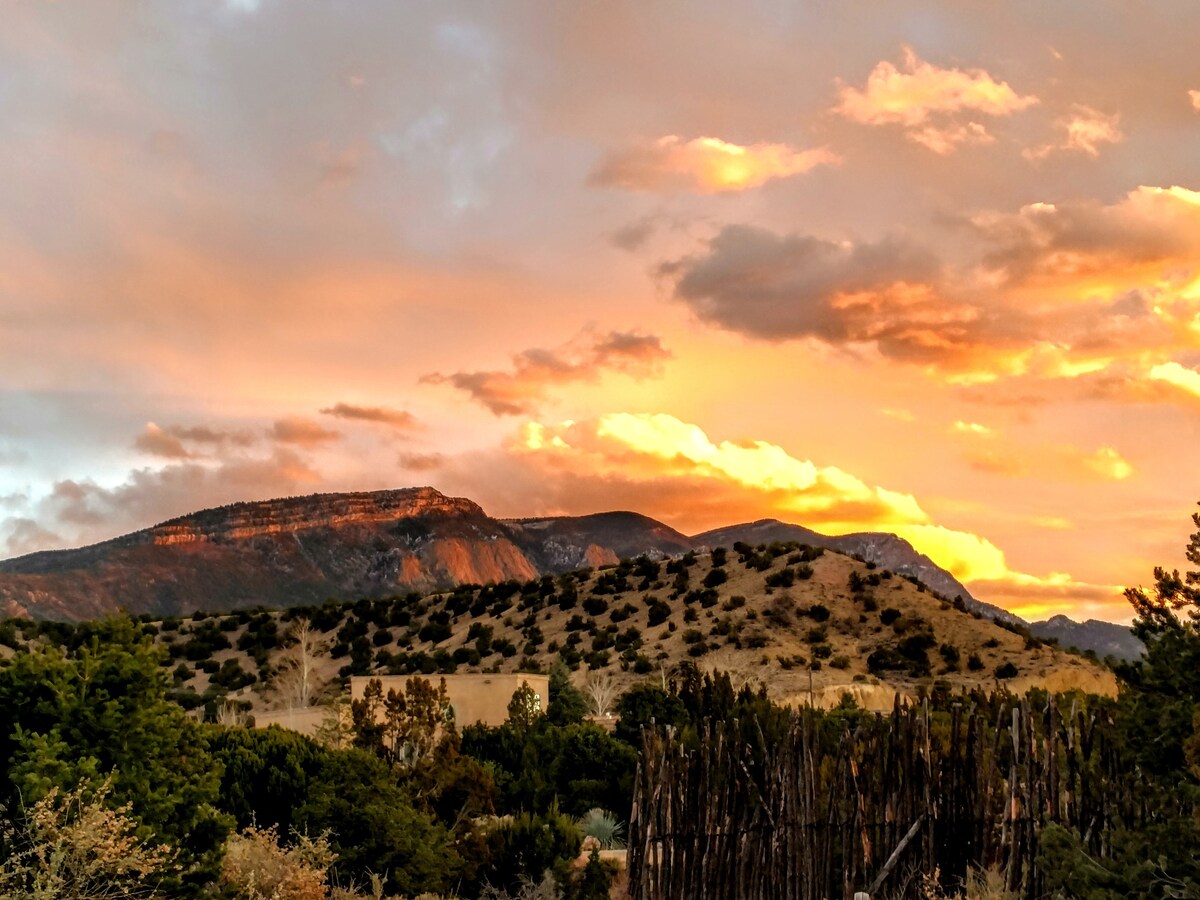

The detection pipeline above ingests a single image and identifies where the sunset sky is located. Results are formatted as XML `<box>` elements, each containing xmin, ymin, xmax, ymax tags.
<box><xmin>3</xmin><ymin>2</ymin><xmax>1199</xmax><ymax>623</ymax></box>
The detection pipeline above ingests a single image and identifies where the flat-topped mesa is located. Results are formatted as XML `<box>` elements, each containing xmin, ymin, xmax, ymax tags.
<box><xmin>147</xmin><ymin>487</ymin><xmax>485</xmax><ymax>546</ymax></box>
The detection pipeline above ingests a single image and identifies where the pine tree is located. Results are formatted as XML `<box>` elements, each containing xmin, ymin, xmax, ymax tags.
<box><xmin>546</xmin><ymin>661</ymin><xmax>587</xmax><ymax>725</ymax></box>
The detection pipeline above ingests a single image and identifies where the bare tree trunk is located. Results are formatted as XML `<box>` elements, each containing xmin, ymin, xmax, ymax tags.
<box><xmin>584</xmin><ymin>669</ymin><xmax>620</xmax><ymax>717</ymax></box>
<box><xmin>271</xmin><ymin>617</ymin><xmax>329</xmax><ymax>710</ymax></box>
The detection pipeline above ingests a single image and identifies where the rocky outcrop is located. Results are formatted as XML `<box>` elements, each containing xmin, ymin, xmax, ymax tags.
<box><xmin>0</xmin><ymin>488</ymin><xmax>535</xmax><ymax>620</ymax></box>
<box><xmin>145</xmin><ymin>489</ymin><xmax>485</xmax><ymax>546</ymax></box>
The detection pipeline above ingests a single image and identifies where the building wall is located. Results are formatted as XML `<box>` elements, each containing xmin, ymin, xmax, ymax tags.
<box><xmin>349</xmin><ymin>673</ymin><xmax>550</xmax><ymax>728</ymax></box>
<box><xmin>254</xmin><ymin>707</ymin><xmax>325</xmax><ymax>737</ymax></box>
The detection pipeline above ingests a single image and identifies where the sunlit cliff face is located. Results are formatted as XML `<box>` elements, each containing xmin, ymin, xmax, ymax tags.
<box><xmin>3</xmin><ymin>2</ymin><xmax>1200</xmax><ymax>624</ymax></box>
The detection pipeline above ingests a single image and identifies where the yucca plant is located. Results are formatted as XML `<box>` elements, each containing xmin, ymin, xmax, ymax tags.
<box><xmin>575</xmin><ymin>808</ymin><xmax>625</xmax><ymax>851</ymax></box>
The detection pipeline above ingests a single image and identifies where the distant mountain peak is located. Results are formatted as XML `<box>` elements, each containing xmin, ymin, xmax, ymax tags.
<box><xmin>145</xmin><ymin>486</ymin><xmax>485</xmax><ymax>546</ymax></box>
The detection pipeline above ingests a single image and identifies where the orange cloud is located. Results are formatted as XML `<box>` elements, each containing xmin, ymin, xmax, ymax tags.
<box><xmin>953</xmin><ymin>422</ymin><xmax>1133</xmax><ymax>482</ymax></box>
<box><xmin>134</xmin><ymin>422</ymin><xmax>254</xmax><ymax>458</ymax></box>
<box><xmin>1025</xmin><ymin>105</ymin><xmax>1123</xmax><ymax>159</ymax></box>
<box><xmin>591</xmin><ymin>135</ymin><xmax>836</xmax><ymax>193</ymax></box>
<box><xmin>520</xmin><ymin>413</ymin><xmax>928</xmax><ymax>528</ymax></box>
<box><xmin>398</xmin><ymin>451</ymin><xmax>445</xmax><ymax>472</ymax></box>
<box><xmin>135</xmin><ymin>423</ymin><xmax>193</xmax><ymax>460</ymax></box>
<box><xmin>968</xmin><ymin>573</ymin><xmax>1128</xmax><ymax>622</ymax></box>
<box><xmin>424</xmin><ymin>330</ymin><xmax>671</xmax><ymax>416</ymax></box>
<box><xmin>270</xmin><ymin>417</ymin><xmax>342</xmax><ymax>446</ymax></box>
<box><xmin>976</xmin><ymin>185</ymin><xmax>1200</xmax><ymax>296</ymax></box>
<box><xmin>1190</xmin><ymin>89</ymin><xmax>1200</xmax><ymax>111</ymax></box>
<box><xmin>836</xmin><ymin>47</ymin><xmax>1036</xmax><ymax>151</ymax></box>
<box><xmin>908</xmin><ymin>121</ymin><xmax>993</xmax><ymax>155</ymax></box>
<box><xmin>667</xmin><ymin>185</ymin><xmax>1200</xmax><ymax>392</ymax></box>
<box><xmin>319</xmin><ymin>402</ymin><xmax>419</xmax><ymax>429</ymax></box>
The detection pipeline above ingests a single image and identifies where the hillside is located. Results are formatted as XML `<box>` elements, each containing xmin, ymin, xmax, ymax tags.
<box><xmin>694</xmin><ymin>518</ymin><xmax>1017</xmax><ymax>624</ymax></box>
<box><xmin>3</xmin><ymin>541</ymin><xmax>1114</xmax><ymax>721</ymax></box>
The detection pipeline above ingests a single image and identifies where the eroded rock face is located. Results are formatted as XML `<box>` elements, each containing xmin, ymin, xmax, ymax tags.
<box><xmin>0</xmin><ymin>488</ymin><xmax>540</xmax><ymax>620</ymax></box>
<box><xmin>143</xmin><ymin>488</ymin><xmax>485</xmax><ymax>546</ymax></box>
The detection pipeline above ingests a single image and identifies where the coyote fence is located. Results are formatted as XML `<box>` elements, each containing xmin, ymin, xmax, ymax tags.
<box><xmin>626</xmin><ymin>696</ymin><xmax>1166</xmax><ymax>900</ymax></box>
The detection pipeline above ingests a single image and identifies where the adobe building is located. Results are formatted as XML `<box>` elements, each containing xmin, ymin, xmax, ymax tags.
<box><xmin>349</xmin><ymin>672</ymin><xmax>550</xmax><ymax>728</ymax></box>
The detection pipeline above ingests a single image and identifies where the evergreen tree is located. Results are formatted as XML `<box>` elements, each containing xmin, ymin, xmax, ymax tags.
<box><xmin>0</xmin><ymin>617</ymin><xmax>229</xmax><ymax>894</ymax></box>
<box><xmin>546</xmin><ymin>661</ymin><xmax>587</xmax><ymax>725</ymax></box>
<box><xmin>1121</xmin><ymin>502</ymin><xmax>1200</xmax><ymax>776</ymax></box>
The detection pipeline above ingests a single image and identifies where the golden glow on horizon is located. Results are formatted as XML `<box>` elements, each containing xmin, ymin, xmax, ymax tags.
<box><xmin>514</xmin><ymin>412</ymin><xmax>1115</xmax><ymax>612</ymax></box>
<box><xmin>593</xmin><ymin>412</ymin><xmax>928</xmax><ymax>525</ymax></box>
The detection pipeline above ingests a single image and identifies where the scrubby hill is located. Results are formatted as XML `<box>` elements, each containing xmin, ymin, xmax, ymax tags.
<box><xmin>694</xmin><ymin>518</ymin><xmax>1017</xmax><ymax>624</ymax></box>
<box><xmin>1</xmin><ymin>541</ymin><xmax>1114</xmax><ymax>721</ymax></box>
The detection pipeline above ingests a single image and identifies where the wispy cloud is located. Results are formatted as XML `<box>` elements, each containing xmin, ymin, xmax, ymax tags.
<box><xmin>1024</xmin><ymin>105</ymin><xmax>1123</xmax><ymax>159</ymax></box>
<box><xmin>424</xmin><ymin>330</ymin><xmax>671</xmax><ymax>416</ymax></box>
<box><xmin>319</xmin><ymin>403</ymin><xmax>419</xmax><ymax>430</ymax></box>
<box><xmin>591</xmin><ymin>135</ymin><xmax>836</xmax><ymax>193</ymax></box>
<box><xmin>270</xmin><ymin>417</ymin><xmax>342</xmax><ymax>446</ymax></box>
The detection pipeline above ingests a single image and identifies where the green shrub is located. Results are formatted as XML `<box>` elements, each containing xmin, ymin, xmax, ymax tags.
<box><xmin>995</xmin><ymin>661</ymin><xmax>1019</xmax><ymax>679</ymax></box>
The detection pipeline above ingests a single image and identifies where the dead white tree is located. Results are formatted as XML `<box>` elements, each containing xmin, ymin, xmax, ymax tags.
<box><xmin>583</xmin><ymin>670</ymin><xmax>620</xmax><ymax>718</ymax></box>
<box><xmin>270</xmin><ymin>618</ymin><xmax>329</xmax><ymax>711</ymax></box>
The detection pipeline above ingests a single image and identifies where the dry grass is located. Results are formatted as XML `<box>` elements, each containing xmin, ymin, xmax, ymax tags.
<box><xmin>921</xmin><ymin>867</ymin><xmax>1016</xmax><ymax>900</ymax></box>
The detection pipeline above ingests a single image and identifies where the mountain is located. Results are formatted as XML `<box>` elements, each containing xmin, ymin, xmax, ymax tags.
<box><xmin>505</xmin><ymin>511</ymin><xmax>696</xmax><ymax>570</ymax></box>
<box><xmin>0</xmin><ymin>489</ymin><xmax>705</xmax><ymax>621</ymax></box>
<box><xmin>694</xmin><ymin>519</ymin><xmax>1021</xmax><ymax>624</ymax></box>
<box><xmin>0</xmin><ymin>488</ymin><xmax>1020</xmax><ymax>625</ymax></box>
<box><xmin>1030</xmin><ymin>615</ymin><xmax>1144</xmax><ymax>662</ymax></box>
<box><xmin>0</xmin><ymin>488</ymin><xmax>541</xmax><ymax>621</ymax></box>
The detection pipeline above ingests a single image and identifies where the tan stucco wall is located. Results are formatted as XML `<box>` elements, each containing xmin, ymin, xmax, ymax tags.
<box><xmin>254</xmin><ymin>707</ymin><xmax>326</xmax><ymax>737</ymax></box>
<box><xmin>349</xmin><ymin>673</ymin><xmax>550</xmax><ymax>728</ymax></box>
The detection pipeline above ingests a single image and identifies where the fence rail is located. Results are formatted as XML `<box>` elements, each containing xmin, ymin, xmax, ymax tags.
<box><xmin>626</xmin><ymin>696</ymin><xmax>1166</xmax><ymax>900</ymax></box>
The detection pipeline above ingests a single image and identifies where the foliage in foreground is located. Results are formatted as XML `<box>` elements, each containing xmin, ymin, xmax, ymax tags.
<box><xmin>0</xmin><ymin>777</ymin><xmax>175</xmax><ymax>899</ymax></box>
